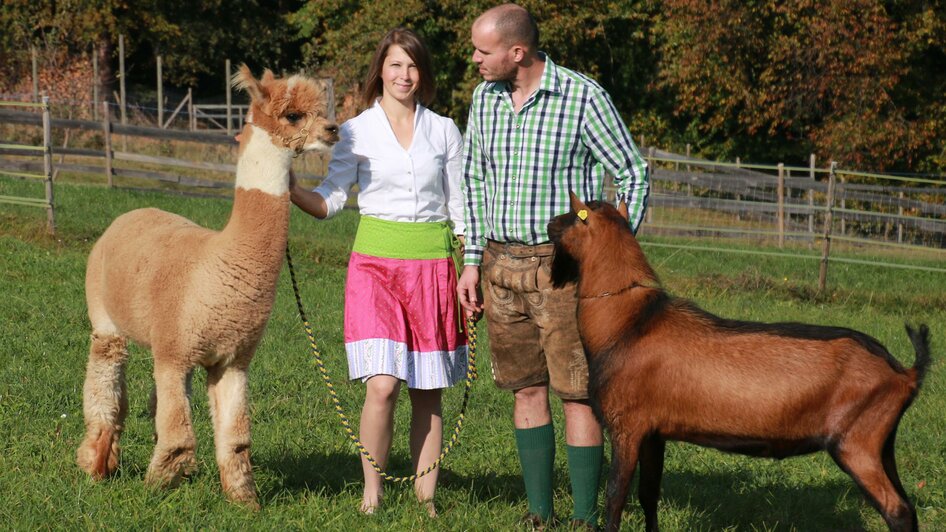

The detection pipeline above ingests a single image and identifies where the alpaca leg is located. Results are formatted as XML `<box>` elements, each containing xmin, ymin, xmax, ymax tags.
<box><xmin>638</xmin><ymin>435</ymin><xmax>666</xmax><ymax>532</ymax></box>
<box><xmin>148</xmin><ymin>370</ymin><xmax>192</xmax><ymax>441</ymax></box>
<box><xmin>76</xmin><ymin>333</ymin><xmax>129</xmax><ymax>479</ymax></box>
<box><xmin>145</xmin><ymin>360</ymin><xmax>197</xmax><ymax>489</ymax></box>
<box><xmin>831</xmin><ymin>438</ymin><xmax>916</xmax><ymax>532</ymax></box>
<box><xmin>605</xmin><ymin>433</ymin><xmax>643</xmax><ymax>532</ymax></box>
<box><xmin>207</xmin><ymin>363</ymin><xmax>258</xmax><ymax>509</ymax></box>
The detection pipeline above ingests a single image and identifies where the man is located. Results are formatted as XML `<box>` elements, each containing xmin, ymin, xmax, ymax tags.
<box><xmin>457</xmin><ymin>3</ymin><xmax>649</xmax><ymax>529</ymax></box>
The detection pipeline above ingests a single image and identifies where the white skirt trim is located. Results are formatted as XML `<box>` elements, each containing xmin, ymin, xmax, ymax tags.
<box><xmin>346</xmin><ymin>338</ymin><xmax>468</xmax><ymax>390</ymax></box>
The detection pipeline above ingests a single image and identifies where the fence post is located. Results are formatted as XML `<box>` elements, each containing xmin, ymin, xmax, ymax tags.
<box><xmin>32</xmin><ymin>47</ymin><xmax>40</xmax><ymax>102</ymax></box>
<box><xmin>839</xmin><ymin>174</ymin><xmax>846</xmax><ymax>235</ymax></box>
<box><xmin>92</xmin><ymin>50</ymin><xmax>99</xmax><ymax>120</ymax></box>
<box><xmin>735</xmin><ymin>157</ymin><xmax>742</xmax><ymax>221</ymax></box>
<box><xmin>777</xmin><ymin>163</ymin><xmax>785</xmax><ymax>248</ymax></box>
<box><xmin>119</xmin><ymin>35</ymin><xmax>127</xmax><ymax>152</ymax></box>
<box><xmin>898</xmin><ymin>191</ymin><xmax>904</xmax><ymax>244</ymax></box>
<box><xmin>119</xmin><ymin>35</ymin><xmax>127</xmax><ymax>126</ymax></box>
<box><xmin>818</xmin><ymin>161</ymin><xmax>837</xmax><ymax>293</ymax></box>
<box><xmin>157</xmin><ymin>55</ymin><xmax>163</xmax><ymax>128</ymax></box>
<box><xmin>41</xmin><ymin>96</ymin><xmax>56</xmax><ymax>235</ymax></box>
<box><xmin>226</xmin><ymin>59</ymin><xmax>232</xmax><ymax>136</ymax></box>
<box><xmin>102</xmin><ymin>101</ymin><xmax>113</xmax><ymax>187</ymax></box>
<box><xmin>808</xmin><ymin>153</ymin><xmax>815</xmax><ymax>241</ymax></box>
<box><xmin>188</xmin><ymin>88</ymin><xmax>195</xmax><ymax>131</ymax></box>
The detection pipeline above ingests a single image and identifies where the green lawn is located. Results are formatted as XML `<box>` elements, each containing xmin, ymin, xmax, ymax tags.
<box><xmin>1</xmin><ymin>178</ymin><xmax>944</xmax><ymax>530</ymax></box>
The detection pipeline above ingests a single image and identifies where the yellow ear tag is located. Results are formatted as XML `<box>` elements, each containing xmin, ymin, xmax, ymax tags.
<box><xmin>577</xmin><ymin>209</ymin><xmax>588</xmax><ymax>221</ymax></box>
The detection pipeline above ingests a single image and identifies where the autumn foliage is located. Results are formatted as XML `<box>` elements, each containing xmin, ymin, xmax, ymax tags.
<box><xmin>2</xmin><ymin>0</ymin><xmax>945</xmax><ymax>174</ymax></box>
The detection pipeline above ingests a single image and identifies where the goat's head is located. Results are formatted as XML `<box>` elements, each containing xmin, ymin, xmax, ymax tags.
<box><xmin>233</xmin><ymin>65</ymin><xmax>340</xmax><ymax>155</ymax></box>
<box><xmin>548</xmin><ymin>191</ymin><xmax>632</xmax><ymax>287</ymax></box>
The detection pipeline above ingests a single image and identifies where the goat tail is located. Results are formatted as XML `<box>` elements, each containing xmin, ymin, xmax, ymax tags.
<box><xmin>905</xmin><ymin>324</ymin><xmax>932</xmax><ymax>392</ymax></box>
<box><xmin>76</xmin><ymin>333</ymin><xmax>130</xmax><ymax>480</ymax></box>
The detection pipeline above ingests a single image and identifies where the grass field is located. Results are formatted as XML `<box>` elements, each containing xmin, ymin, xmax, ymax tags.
<box><xmin>1</xmin><ymin>178</ymin><xmax>944</xmax><ymax>530</ymax></box>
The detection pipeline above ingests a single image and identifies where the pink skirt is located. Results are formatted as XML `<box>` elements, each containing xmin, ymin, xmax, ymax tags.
<box><xmin>344</xmin><ymin>252</ymin><xmax>468</xmax><ymax>389</ymax></box>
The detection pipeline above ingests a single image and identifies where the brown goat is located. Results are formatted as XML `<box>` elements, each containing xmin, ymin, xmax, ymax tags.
<box><xmin>547</xmin><ymin>192</ymin><xmax>931</xmax><ymax>532</ymax></box>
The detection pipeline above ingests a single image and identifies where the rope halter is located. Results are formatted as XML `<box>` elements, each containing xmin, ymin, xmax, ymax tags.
<box><xmin>246</xmin><ymin>111</ymin><xmax>315</xmax><ymax>158</ymax></box>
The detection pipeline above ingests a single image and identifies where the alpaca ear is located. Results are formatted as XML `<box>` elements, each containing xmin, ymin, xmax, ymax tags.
<box><xmin>261</xmin><ymin>69</ymin><xmax>276</xmax><ymax>85</ymax></box>
<box><xmin>232</xmin><ymin>64</ymin><xmax>266</xmax><ymax>102</ymax></box>
<box><xmin>617</xmin><ymin>200</ymin><xmax>629</xmax><ymax>221</ymax></box>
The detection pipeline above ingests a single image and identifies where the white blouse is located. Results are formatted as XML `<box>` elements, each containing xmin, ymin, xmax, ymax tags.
<box><xmin>314</xmin><ymin>101</ymin><xmax>466</xmax><ymax>235</ymax></box>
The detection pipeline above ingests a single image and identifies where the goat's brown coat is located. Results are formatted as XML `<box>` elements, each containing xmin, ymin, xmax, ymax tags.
<box><xmin>548</xmin><ymin>193</ymin><xmax>930</xmax><ymax>532</ymax></box>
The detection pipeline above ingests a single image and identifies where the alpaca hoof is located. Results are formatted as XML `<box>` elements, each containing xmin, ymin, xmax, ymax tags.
<box><xmin>226</xmin><ymin>489</ymin><xmax>260</xmax><ymax>511</ymax></box>
<box><xmin>76</xmin><ymin>429</ymin><xmax>120</xmax><ymax>479</ymax></box>
<box><xmin>145</xmin><ymin>448</ymin><xmax>196</xmax><ymax>489</ymax></box>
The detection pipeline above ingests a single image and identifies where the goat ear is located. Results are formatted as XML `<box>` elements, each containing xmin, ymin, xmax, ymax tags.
<box><xmin>569</xmin><ymin>191</ymin><xmax>590</xmax><ymax>224</ymax></box>
<box><xmin>232</xmin><ymin>64</ymin><xmax>266</xmax><ymax>102</ymax></box>
<box><xmin>617</xmin><ymin>200</ymin><xmax>629</xmax><ymax>221</ymax></box>
<box><xmin>569</xmin><ymin>191</ymin><xmax>588</xmax><ymax>213</ymax></box>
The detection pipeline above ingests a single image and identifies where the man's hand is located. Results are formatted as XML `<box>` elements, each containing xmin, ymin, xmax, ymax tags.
<box><xmin>457</xmin><ymin>265</ymin><xmax>483</xmax><ymax>319</ymax></box>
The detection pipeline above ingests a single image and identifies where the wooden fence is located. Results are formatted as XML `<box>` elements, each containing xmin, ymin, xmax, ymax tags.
<box><xmin>608</xmin><ymin>148</ymin><xmax>946</xmax><ymax>289</ymax></box>
<box><xmin>2</xmin><ymin>105</ymin><xmax>944</xmax><ymax>286</ymax></box>
<box><xmin>0</xmin><ymin>99</ymin><xmax>55</xmax><ymax>234</ymax></box>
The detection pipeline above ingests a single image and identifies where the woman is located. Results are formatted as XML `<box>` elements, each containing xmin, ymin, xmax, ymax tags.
<box><xmin>289</xmin><ymin>28</ymin><xmax>466</xmax><ymax>516</ymax></box>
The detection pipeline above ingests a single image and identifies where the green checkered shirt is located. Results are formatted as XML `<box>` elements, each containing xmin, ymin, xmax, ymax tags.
<box><xmin>462</xmin><ymin>55</ymin><xmax>649</xmax><ymax>266</ymax></box>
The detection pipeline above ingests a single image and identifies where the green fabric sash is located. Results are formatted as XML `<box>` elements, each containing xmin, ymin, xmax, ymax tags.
<box><xmin>353</xmin><ymin>216</ymin><xmax>462</xmax><ymax>277</ymax></box>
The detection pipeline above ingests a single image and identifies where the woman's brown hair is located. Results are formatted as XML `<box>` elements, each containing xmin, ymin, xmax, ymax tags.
<box><xmin>361</xmin><ymin>27</ymin><xmax>436</xmax><ymax>108</ymax></box>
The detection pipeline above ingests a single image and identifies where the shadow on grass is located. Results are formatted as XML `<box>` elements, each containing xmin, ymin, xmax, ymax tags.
<box><xmin>638</xmin><ymin>468</ymin><xmax>869</xmax><ymax>530</ymax></box>
<box><xmin>261</xmin><ymin>450</ymin><xmax>364</xmax><ymax>495</ymax></box>
<box><xmin>261</xmin><ymin>450</ymin><xmax>527</xmax><ymax>505</ymax></box>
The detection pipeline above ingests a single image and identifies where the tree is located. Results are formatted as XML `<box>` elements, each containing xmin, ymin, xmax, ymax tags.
<box><xmin>289</xmin><ymin>0</ymin><xmax>657</xmax><ymax>129</ymax></box>
<box><xmin>655</xmin><ymin>0</ymin><xmax>935</xmax><ymax>171</ymax></box>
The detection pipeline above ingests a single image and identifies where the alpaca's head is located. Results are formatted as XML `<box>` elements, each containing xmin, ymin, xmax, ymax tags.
<box><xmin>233</xmin><ymin>65</ymin><xmax>339</xmax><ymax>155</ymax></box>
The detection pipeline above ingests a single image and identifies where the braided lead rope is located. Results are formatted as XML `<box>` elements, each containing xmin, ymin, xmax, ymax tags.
<box><xmin>285</xmin><ymin>245</ymin><xmax>479</xmax><ymax>482</ymax></box>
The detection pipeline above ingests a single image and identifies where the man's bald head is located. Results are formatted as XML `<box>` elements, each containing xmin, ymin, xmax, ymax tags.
<box><xmin>474</xmin><ymin>3</ymin><xmax>539</xmax><ymax>51</ymax></box>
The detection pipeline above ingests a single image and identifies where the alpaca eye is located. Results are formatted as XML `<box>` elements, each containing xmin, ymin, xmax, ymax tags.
<box><xmin>286</xmin><ymin>113</ymin><xmax>303</xmax><ymax>123</ymax></box>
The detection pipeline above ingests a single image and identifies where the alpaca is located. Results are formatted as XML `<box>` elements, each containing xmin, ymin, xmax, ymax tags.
<box><xmin>76</xmin><ymin>66</ymin><xmax>339</xmax><ymax>509</ymax></box>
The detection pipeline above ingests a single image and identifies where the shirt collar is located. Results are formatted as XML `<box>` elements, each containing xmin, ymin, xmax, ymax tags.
<box><xmin>485</xmin><ymin>53</ymin><xmax>561</xmax><ymax>97</ymax></box>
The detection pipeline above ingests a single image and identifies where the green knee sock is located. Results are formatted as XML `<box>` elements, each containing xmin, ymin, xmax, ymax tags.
<box><xmin>567</xmin><ymin>444</ymin><xmax>603</xmax><ymax>523</ymax></box>
<box><xmin>515</xmin><ymin>424</ymin><xmax>555</xmax><ymax>520</ymax></box>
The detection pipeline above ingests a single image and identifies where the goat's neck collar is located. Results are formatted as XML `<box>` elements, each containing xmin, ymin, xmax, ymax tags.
<box><xmin>579</xmin><ymin>279</ymin><xmax>658</xmax><ymax>300</ymax></box>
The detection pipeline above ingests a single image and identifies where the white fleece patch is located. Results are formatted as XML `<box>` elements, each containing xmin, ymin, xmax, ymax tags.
<box><xmin>235</xmin><ymin>125</ymin><xmax>293</xmax><ymax>196</ymax></box>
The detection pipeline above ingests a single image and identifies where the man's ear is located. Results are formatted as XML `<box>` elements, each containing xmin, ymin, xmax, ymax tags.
<box><xmin>511</xmin><ymin>45</ymin><xmax>525</xmax><ymax>63</ymax></box>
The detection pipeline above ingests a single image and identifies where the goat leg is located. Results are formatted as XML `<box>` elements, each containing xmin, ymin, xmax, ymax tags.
<box><xmin>638</xmin><ymin>435</ymin><xmax>666</xmax><ymax>532</ymax></box>
<box><xmin>605</xmin><ymin>432</ymin><xmax>643</xmax><ymax>532</ymax></box>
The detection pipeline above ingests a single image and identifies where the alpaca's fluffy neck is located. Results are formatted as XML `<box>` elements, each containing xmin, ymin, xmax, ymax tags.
<box><xmin>234</xmin><ymin>125</ymin><xmax>293</xmax><ymax>195</ymax></box>
<box><xmin>219</xmin><ymin>125</ymin><xmax>293</xmax><ymax>261</ymax></box>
